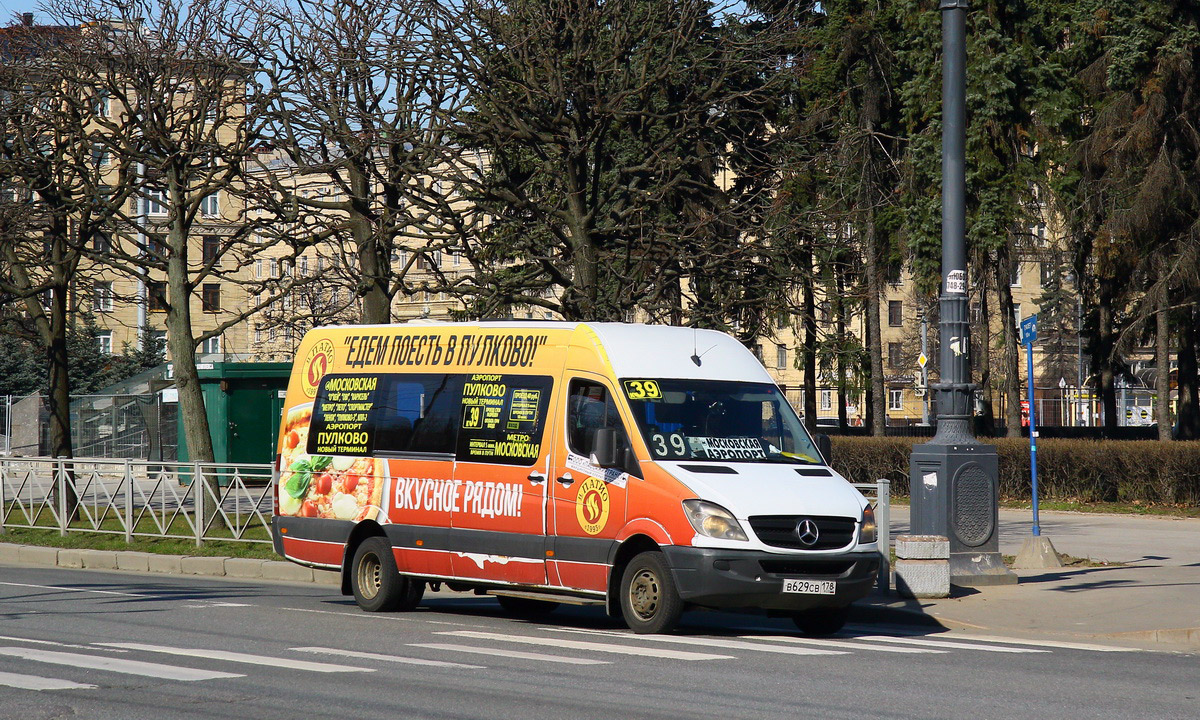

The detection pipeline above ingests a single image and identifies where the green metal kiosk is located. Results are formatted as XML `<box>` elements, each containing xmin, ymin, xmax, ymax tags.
<box><xmin>175</xmin><ymin>362</ymin><xmax>292</xmax><ymax>467</ymax></box>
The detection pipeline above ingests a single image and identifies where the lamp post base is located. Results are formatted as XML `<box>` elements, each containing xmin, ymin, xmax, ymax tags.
<box><xmin>951</xmin><ymin>551</ymin><xmax>1017</xmax><ymax>586</ymax></box>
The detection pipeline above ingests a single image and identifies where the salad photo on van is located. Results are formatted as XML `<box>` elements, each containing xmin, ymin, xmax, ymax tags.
<box><xmin>272</xmin><ymin>322</ymin><xmax>881</xmax><ymax>635</ymax></box>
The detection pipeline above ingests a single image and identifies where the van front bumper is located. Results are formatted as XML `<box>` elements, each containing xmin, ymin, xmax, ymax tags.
<box><xmin>660</xmin><ymin>546</ymin><xmax>881</xmax><ymax>612</ymax></box>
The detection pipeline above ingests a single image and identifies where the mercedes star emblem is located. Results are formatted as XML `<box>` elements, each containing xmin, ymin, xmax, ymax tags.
<box><xmin>795</xmin><ymin>518</ymin><xmax>820</xmax><ymax>547</ymax></box>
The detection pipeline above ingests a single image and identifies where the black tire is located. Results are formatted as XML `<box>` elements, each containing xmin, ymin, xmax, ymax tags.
<box><xmin>351</xmin><ymin>537</ymin><xmax>419</xmax><ymax>612</ymax></box>
<box><xmin>792</xmin><ymin>606</ymin><xmax>850</xmax><ymax>636</ymax></box>
<box><xmin>496</xmin><ymin>595</ymin><xmax>560</xmax><ymax>618</ymax></box>
<box><xmin>619</xmin><ymin>551</ymin><xmax>683</xmax><ymax>634</ymax></box>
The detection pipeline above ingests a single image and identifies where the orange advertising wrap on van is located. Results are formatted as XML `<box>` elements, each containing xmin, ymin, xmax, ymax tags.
<box><xmin>273</xmin><ymin>322</ymin><xmax>881</xmax><ymax>635</ymax></box>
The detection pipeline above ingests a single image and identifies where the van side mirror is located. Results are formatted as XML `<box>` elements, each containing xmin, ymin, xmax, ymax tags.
<box><xmin>590</xmin><ymin>428</ymin><xmax>621</xmax><ymax>468</ymax></box>
<box><xmin>814</xmin><ymin>433</ymin><xmax>832</xmax><ymax>464</ymax></box>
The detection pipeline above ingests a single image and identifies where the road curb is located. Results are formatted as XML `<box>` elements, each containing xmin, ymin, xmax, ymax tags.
<box><xmin>0</xmin><ymin>541</ymin><xmax>339</xmax><ymax>586</ymax></box>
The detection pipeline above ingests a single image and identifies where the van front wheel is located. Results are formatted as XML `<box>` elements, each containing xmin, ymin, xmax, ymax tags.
<box><xmin>351</xmin><ymin>537</ymin><xmax>421</xmax><ymax>612</ymax></box>
<box><xmin>620</xmin><ymin>551</ymin><xmax>683</xmax><ymax>634</ymax></box>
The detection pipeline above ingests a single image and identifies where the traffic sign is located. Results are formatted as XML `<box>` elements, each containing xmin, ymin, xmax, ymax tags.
<box><xmin>1020</xmin><ymin>314</ymin><xmax>1038</xmax><ymax>345</ymax></box>
<box><xmin>918</xmin><ymin>352</ymin><xmax>928</xmax><ymax>368</ymax></box>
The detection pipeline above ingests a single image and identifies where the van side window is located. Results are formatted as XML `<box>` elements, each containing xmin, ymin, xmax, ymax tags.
<box><xmin>567</xmin><ymin>379</ymin><xmax>638</xmax><ymax>475</ymax></box>
<box><xmin>455</xmin><ymin>374</ymin><xmax>553</xmax><ymax>466</ymax></box>
<box><xmin>372</xmin><ymin>374</ymin><xmax>462</xmax><ymax>455</ymax></box>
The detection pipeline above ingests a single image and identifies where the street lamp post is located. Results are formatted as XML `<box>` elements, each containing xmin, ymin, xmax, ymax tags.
<box><xmin>908</xmin><ymin>0</ymin><xmax>1014</xmax><ymax>586</ymax></box>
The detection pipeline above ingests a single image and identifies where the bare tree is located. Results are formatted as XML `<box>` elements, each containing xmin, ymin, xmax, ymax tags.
<box><xmin>254</xmin><ymin>0</ymin><xmax>469</xmax><ymax>325</ymax></box>
<box><xmin>0</xmin><ymin>14</ymin><xmax>140</xmax><ymax>516</ymax></box>
<box><xmin>44</xmin><ymin>0</ymin><xmax>303</xmax><ymax>467</ymax></box>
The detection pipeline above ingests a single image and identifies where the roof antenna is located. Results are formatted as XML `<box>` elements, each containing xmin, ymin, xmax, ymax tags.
<box><xmin>690</xmin><ymin>328</ymin><xmax>716</xmax><ymax>367</ymax></box>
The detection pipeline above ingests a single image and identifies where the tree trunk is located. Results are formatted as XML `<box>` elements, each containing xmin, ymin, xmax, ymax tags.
<box><xmin>863</xmin><ymin>228</ymin><xmax>886</xmax><ymax>437</ymax></box>
<box><xmin>976</xmin><ymin>276</ymin><xmax>996</xmax><ymax>436</ymax></box>
<box><xmin>835</xmin><ymin>266</ymin><xmax>849</xmax><ymax>429</ymax></box>
<box><xmin>1155</xmin><ymin>285</ymin><xmax>1171</xmax><ymax>441</ymax></box>
<box><xmin>995</xmin><ymin>250</ymin><xmax>1021</xmax><ymax>438</ymax></box>
<box><xmin>1176</xmin><ymin>303</ymin><xmax>1199</xmax><ymax>440</ymax></box>
<box><xmin>1096</xmin><ymin>276</ymin><xmax>1118</xmax><ymax>430</ymax></box>
<box><xmin>800</xmin><ymin>239</ymin><xmax>817</xmax><ymax>433</ymax></box>
<box><xmin>46</xmin><ymin>281</ymin><xmax>78</xmax><ymax>522</ymax></box>
<box><xmin>353</xmin><ymin>167</ymin><xmax>390</xmax><ymax>325</ymax></box>
<box><xmin>166</xmin><ymin>224</ymin><xmax>216</xmax><ymax>470</ymax></box>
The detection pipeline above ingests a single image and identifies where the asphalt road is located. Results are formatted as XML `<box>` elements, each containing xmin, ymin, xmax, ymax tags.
<box><xmin>0</xmin><ymin>565</ymin><xmax>1195</xmax><ymax>720</ymax></box>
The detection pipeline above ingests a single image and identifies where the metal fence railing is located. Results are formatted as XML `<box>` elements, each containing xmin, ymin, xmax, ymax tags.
<box><xmin>0</xmin><ymin>457</ymin><xmax>273</xmax><ymax>546</ymax></box>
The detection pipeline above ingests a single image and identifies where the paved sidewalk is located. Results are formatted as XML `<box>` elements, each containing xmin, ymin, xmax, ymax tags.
<box><xmin>858</xmin><ymin>507</ymin><xmax>1200</xmax><ymax>650</ymax></box>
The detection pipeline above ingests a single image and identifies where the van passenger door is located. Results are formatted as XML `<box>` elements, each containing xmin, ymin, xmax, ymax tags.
<box><xmin>548</xmin><ymin>376</ymin><xmax>636</xmax><ymax>592</ymax></box>
<box><xmin>450</xmin><ymin>374</ymin><xmax>557</xmax><ymax>585</ymax></box>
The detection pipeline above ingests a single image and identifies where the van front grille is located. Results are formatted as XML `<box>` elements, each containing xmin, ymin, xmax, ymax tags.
<box><xmin>758</xmin><ymin>559</ymin><xmax>855</xmax><ymax>577</ymax></box>
<box><xmin>747</xmin><ymin>515</ymin><xmax>857</xmax><ymax>550</ymax></box>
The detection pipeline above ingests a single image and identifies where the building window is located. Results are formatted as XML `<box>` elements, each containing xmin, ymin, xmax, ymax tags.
<box><xmin>92</xmin><ymin>233</ymin><xmax>111</xmax><ymax>253</ymax></box>
<box><xmin>151</xmin><ymin>330</ymin><xmax>167</xmax><ymax>355</ymax></box>
<box><xmin>1040</xmin><ymin>261</ymin><xmax>1056</xmax><ymax>289</ymax></box>
<box><xmin>145</xmin><ymin>188</ymin><xmax>168</xmax><ymax>216</ymax></box>
<box><xmin>200</xmin><ymin>192</ymin><xmax>219</xmax><ymax>217</ymax></box>
<box><xmin>202</xmin><ymin>336</ymin><xmax>221</xmax><ymax>355</ymax></box>
<box><xmin>776</xmin><ymin>344</ymin><xmax>787</xmax><ymax>370</ymax></box>
<box><xmin>93</xmin><ymin>281</ymin><xmax>113</xmax><ymax>312</ymax></box>
<box><xmin>888</xmin><ymin>342</ymin><xmax>903</xmax><ymax>369</ymax></box>
<box><xmin>753</xmin><ymin>344</ymin><xmax>763</xmax><ymax>361</ymax></box>
<box><xmin>97</xmin><ymin>331</ymin><xmax>112</xmax><ymax>355</ymax></box>
<box><xmin>91</xmin><ymin>144</ymin><xmax>110</xmax><ymax>167</ymax></box>
<box><xmin>1014</xmin><ymin>303</ymin><xmax>1022</xmax><ymax>332</ymax></box>
<box><xmin>971</xmin><ymin>302</ymin><xmax>982</xmax><ymax>324</ymax></box>
<box><xmin>269</xmin><ymin>258</ymin><xmax>279</xmax><ymax>278</ymax></box>
<box><xmin>818</xmin><ymin>302</ymin><xmax>831</xmax><ymax>324</ymax></box>
<box><xmin>888</xmin><ymin>300</ymin><xmax>903</xmax><ymax>327</ymax></box>
<box><xmin>93</xmin><ymin>92</ymin><xmax>110</xmax><ymax>117</ymax></box>
<box><xmin>255</xmin><ymin>258</ymin><xmax>263</xmax><ymax>279</ymax></box>
<box><xmin>255</xmin><ymin>328</ymin><xmax>263</xmax><ymax>344</ymax></box>
<box><xmin>820</xmin><ymin>390</ymin><xmax>833</xmax><ymax>411</ymax></box>
<box><xmin>201</xmin><ymin>283</ymin><xmax>221</xmax><ymax>312</ymax></box>
<box><xmin>300</xmin><ymin>255</ymin><xmax>308</xmax><ymax>275</ymax></box>
<box><xmin>148</xmin><ymin>282</ymin><xmax>167</xmax><ymax>311</ymax></box>
<box><xmin>202</xmin><ymin>235</ymin><xmax>220</xmax><ymax>264</ymax></box>
<box><xmin>1010</xmin><ymin>261</ymin><xmax>1022</xmax><ymax>287</ymax></box>
<box><xmin>888</xmin><ymin>389</ymin><xmax>903</xmax><ymax>411</ymax></box>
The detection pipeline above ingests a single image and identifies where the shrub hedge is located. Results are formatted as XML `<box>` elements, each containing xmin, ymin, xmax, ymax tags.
<box><xmin>830</xmin><ymin>436</ymin><xmax>1200</xmax><ymax>506</ymax></box>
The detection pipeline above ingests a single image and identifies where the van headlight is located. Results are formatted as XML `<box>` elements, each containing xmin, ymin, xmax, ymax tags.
<box><xmin>683</xmin><ymin>500</ymin><xmax>748</xmax><ymax>541</ymax></box>
<box><xmin>859</xmin><ymin>504</ymin><xmax>877</xmax><ymax>544</ymax></box>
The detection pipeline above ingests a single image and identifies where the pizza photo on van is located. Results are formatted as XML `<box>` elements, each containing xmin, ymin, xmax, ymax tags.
<box><xmin>277</xmin><ymin>404</ymin><xmax>384</xmax><ymax>522</ymax></box>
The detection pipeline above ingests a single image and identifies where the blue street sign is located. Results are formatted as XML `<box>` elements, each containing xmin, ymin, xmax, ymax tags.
<box><xmin>1020</xmin><ymin>314</ymin><xmax>1038</xmax><ymax>346</ymax></box>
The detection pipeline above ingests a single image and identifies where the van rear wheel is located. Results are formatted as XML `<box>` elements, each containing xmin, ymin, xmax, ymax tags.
<box><xmin>351</xmin><ymin>537</ymin><xmax>422</xmax><ymax>612</ymax></box>
<box><xmin>620</xmin><ymin>551</ymin><xmax>683</xmax><ymax>634</ymax></box>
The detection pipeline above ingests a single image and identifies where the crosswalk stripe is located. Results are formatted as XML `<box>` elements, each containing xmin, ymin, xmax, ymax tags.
<box><xmin>96</xmin><ymin>643</ymin><xmax>374</xmax><ymax>673</ymax></box>
<box><xmin>917</xmin><ymin>633</ymin><xmax>1138</xmax><ymax>653</ymax></box>
<box><xmin>438</xmin><ymin>631</ymin><xmax>733</xmax><ymax>661</ymax></box>
<box><xmin>736</xmin><ymin>635</ymin><xmax>947</xmax><ymax>654</ymax></box>
<box><xmin>547</xmin><ymin>628</ymin><xmax>847</xmax><ymax>656</ymax></box>
<box><xmin>0</xmin><ymin>635</ymin><xmax>127</xmax><ymax>653</ymax></box>
<box><xmin>410</xmin><ymin>643</ymin><xmax>608</xmax><ymax>665</ymax></box>
<box><xmin>851</xmin><ymin>635</ymin><xmax>1050</xmax><ymax>653</ymax></box>
<box><xmin>0</xmin><ymin>647</ymin><xmax>242</xmax><ymax>681</ymax></box>
<box><xmin>0</xmin><ymin>669</ymin><xmax>97</xmax><ymax>691</ymax></box>
<box><xmin>293</xmin><ymin>646</ymin><xmax>484</xmax><ymax>669</ymax></box>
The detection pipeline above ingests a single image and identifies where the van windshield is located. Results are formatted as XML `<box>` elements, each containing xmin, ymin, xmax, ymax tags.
<box><xmin>621</xmin><ymin>379</ymin><xmax>823</xmax><ymax>465</ymax></box>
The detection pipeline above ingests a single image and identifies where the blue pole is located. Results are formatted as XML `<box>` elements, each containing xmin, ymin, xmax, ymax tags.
<box><xmin>1026</xmin><ymin>341</ymin><xmax>1040</xmax><ymax>537</ymax></box>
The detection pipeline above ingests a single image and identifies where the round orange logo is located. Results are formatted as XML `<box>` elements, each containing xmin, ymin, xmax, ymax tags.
<box><xmin>300</xmin><ymin>339</ymin><xmax>336</xmax><ymax>398</ymax></box>
<box><xmin>575</xmin><ymin>477</ymin><xmax>610</xmax><ymax>536</ymax></box>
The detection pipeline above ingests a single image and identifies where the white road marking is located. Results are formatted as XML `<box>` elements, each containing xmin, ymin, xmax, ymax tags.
<box><xmin>851</xmin><ymin>635</ymin><xmax>1050</xmax><ymax>653</ymax></box>
<box><xmin>913</xmin><ymin>633</ymin><xmax>1139</xmax><ymax>653</ymax></box>
<box><xmin>96</xmin><ymin>643</ymin><xmax>374</xmax><ymax>673</ymax></box>
<box><xmin>0</xmin><ymin>670</ymin><xmax>97</xmax><ymax>691</ymax></box>
<box><xmin>410</xmin><ymin>643</ymin><xmax>608</xmax><ymax>665</ymax></box>
<box><xmin>293</xmin><ymin>646</ymin><xmax>484</xmax><ymax>669</ymax></box>
<box><xmin>736</xmin><ymin>634</ymin><xmax>946</xmax><ymax>654</ymax></box>
<box><xmin>0</xmin><ymin>635</ymin><xmax>127</xmax><ymax>652</ymax></box>
<box><xmin>438</xmin><ymin>631</ymin><xmax>734</xmax><ymax>661</ymax></box>
<box><xmin>547</xmin><ymin>628</ymin><xmax>847</xmax><ymax>656</ymax></box>
<box><xmin>0</xmin><ymin>581</ymin><xmax>147</xmax><ymax>598</ymax></box>
<box><xmin>0</xmin><ymin>647</ymin><xmax>242</xmax><ymax>681</ymax></box>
